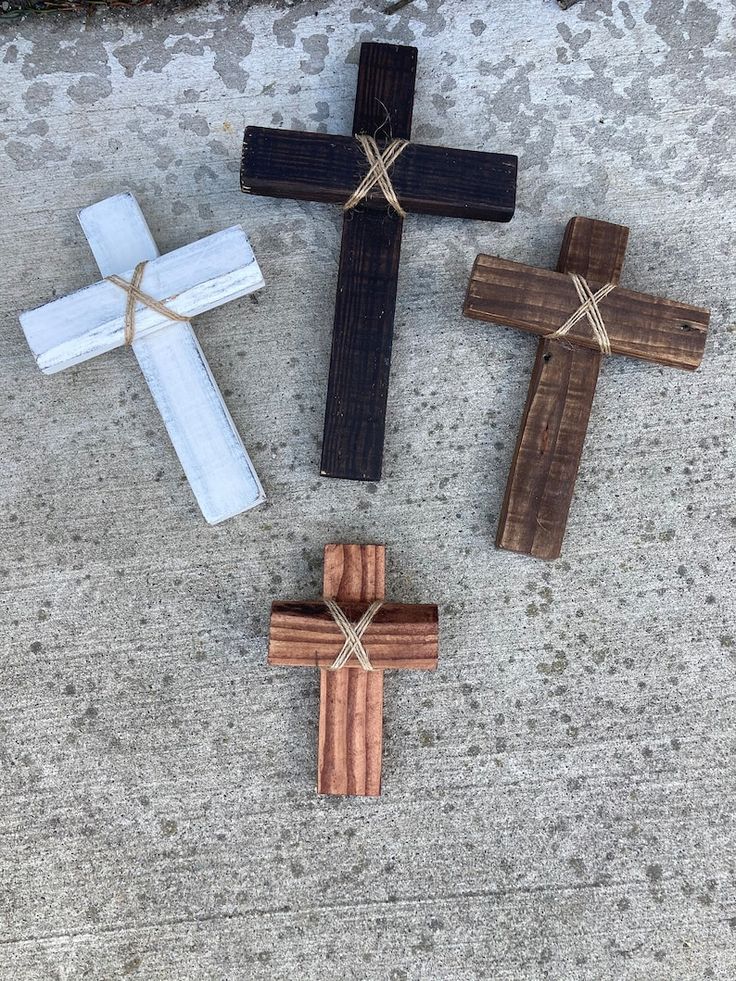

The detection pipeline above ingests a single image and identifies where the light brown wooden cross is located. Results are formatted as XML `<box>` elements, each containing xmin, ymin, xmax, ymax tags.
<box><xmin>464</xmin><ymin>216</ymin><xmax>710</xmax><ymax>559</ymax></box>
<box><xmin>268</xmin><ymin>544</ymin><xmax>439</xmax><ymax>796</ymax></box>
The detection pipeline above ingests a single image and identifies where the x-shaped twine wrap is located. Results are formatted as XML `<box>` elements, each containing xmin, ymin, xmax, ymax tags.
<box><xmin>106</xmin><ymin>261</ymin><xmax>189</xmax><ymax>345</ymax></box>
<box><xmin>548</xmin><ymin>273</ymin><xmax>617</xmax><ymax>355</ymax></box>
<box><xmin>323</xmin><ymin>598</ymin><xmax>384</xmax><ymax>671</ymax></box>
<box><xmin>343</xmin><ymin>134</ymin><xmax>410</xmax><ymax>218</ymax></box>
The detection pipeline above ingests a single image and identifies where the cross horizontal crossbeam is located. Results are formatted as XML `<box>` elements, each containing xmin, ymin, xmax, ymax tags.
<box><xmin>22</xmin><ymin>224</ymin><xmax>263</xmax><ymax>373</ymax></box>
<box><xmin>242</xmin><ymin>127</ymin><xmax>517</xmax><ymax>221</ymax></box>
<box><xmin>268</xmin><ymin>600</ymin><xmax>439</xmax><ymax>670</ymax></box>
<box><xmin>465</xmin><ymin>254</ymin><xmax>708</xmax><ymax>369</ymax></box>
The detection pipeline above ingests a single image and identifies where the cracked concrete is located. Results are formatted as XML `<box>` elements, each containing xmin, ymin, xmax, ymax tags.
<box><xmin>1</xmin><ymin>1</ymin><xmax>735</xmax><ymax>979</ymax></box>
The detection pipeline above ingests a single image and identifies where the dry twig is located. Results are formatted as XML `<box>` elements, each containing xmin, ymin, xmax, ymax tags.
<box><xmin>1</xmin><ymin>0</ymin><xmax>157</xmax><ymax>18</ymax></box>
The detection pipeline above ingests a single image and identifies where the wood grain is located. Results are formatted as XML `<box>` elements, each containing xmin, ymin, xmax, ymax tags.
<box><xmin>319</xmin><ymin>43</ymin><xmax>416</xmax><ymax>482</ymax></box>
<box><xmin>268</xmin><ymin>601</ymin><xmax>439</xmax><ymax>670</ymax></box>
<box><xmin>321</xmin><ymin>207</ymin><xmax>405</xmax><ymax>480</ymax></box>
<box><xmin>4</xmin><ymin>7</ymin><xmax>735</xmax><ymax>975</ymax></box>
<box><xmin>496</xmin><ymin>218</ymin><xmax>629</xmax><ymax>559</ymax></box>
<box><xmin>319</xmin><ymin>543</ymin><xmax>386</xmax><ymax>797</ymax></box>
<box><xmin>241</xmin><ymin>41</ymin><xmax>518</xmax><ymax>482</ymax></box>
<box><xmin>467</xmin><ymin>214</ymin><xmax>711</xmax><ymax>558</ymax></box>
<box><xmin>241</xmin><ymin>128</ymin><xmax>517</xmax><ymax>222</ymax></box>
<box><xmin>267</xmin><ymin>543</ymin><xmax>440</xmax><ymax>796</ymax></box>
<box><xmin>464</xmin><ymin>254</ymin><xmax>709</xmax><ymax>370</ymax></box>
<box><xmin>20</xmin><ymin>193</ymin><xmax>265</xmax><ymax>525</ymax></box>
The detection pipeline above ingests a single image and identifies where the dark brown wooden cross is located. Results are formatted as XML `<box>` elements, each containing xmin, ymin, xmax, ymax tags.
<box><xmin>464</xmin><ymin>216</ymin><xmax>710</xmax><ymax>559</ymax></box>
<box><xmin>242</xmin><ymin>42</ymin><xmax>517</xmax><ymax>482</ymax></box>
<box><xmin>268</xmin><ymin>544</ymin><xmax>439</xmax><ymax>796</ymax></box>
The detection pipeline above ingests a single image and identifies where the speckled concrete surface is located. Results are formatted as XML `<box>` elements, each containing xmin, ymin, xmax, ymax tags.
<box><xmin>1</xmin><ymin>1</ymin><xmax>735</xmax><ymax>978</ymax></box>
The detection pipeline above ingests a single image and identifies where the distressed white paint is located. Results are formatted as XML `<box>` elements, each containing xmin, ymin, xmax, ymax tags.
<box><xmin>19</xmin><ymin>193</ymin><xmax>266</xmax><ymax>524</ymax></box>
<box><xmin>21</xmin><ymin>218</ymin><xmax>264</xmax><ymax>374</ymax></box>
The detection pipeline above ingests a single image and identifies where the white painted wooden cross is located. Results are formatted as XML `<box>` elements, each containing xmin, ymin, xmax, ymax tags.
<box><xmin>19</xmin><ymin>193</ymin><xmax>266</xmax><ymax>524</ymax></box>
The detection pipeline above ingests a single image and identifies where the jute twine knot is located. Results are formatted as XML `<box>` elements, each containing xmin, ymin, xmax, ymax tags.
<box><xmin>343</xmin><ymin>134</ymin><xmax>410</xmax><ymax>218</ymax></box>
<box><xmin>549</xmin><ymin>272</ymin><xmax>617</xmax><ymax>355</ymax></box>
<box><xmin>323</xmin><ymin>598</ymin><xmax>384</xmax><ymax>671</ymax></box>
<box><xmin>106</xmin><ymin>261</ymin><xmax>188</xmax><ymax>346</ymax></box>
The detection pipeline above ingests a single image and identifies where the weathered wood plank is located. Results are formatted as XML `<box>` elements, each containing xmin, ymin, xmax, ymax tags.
<box><xmin>471</xmin><ymin>214</ymin><xmax>710</xmax><ymax>557</ymax></box>
<box><xmin>77</xmin><ymin>192</ymin><xmax>265</xmax><ymax>525</ymax></box>
<box><xmin>319</xmin><ymin>43</ymin><xmax>416</xmax><ymax>482</ymax></box>
<box><xmin>352</xmin><ymin>42</ymin><xmax>417</xmax><ymax>136</ymax></box>
<box><xmin>496</xmin><ymin>218</ymin><xmax>629</xmax><ymax>559</ymax></box>
<box><xmin>319</xmin><ymin>543</ymin><xmax>386</xmax><ymax>797</ymax></box>
<box><xmin>268</xmin><ymin>600</ymin><xmax>439</xmax><ymax>670</ymax></box>
<box><xmin>322</xmin><ymin>542</ymin><xmax>386</xmax><ymax>599</ymax></box>
<box><xmin>321</xmin><ymin>208</ymin><xmax>405</xmax><ymax>480</ymax></box>
<box><xmin>241</xmin><ymin>128</ymin><xmax>517</xmax><ymax>222</ymax></box>
<box><xmin>464</xmin><ymin>254</ymin><xmax>709</xmax><ymax>370</ymax></box>
<box><xmin>20</xmin><ymin>225</ymin><xmax>264</xmax><ymax>374</ymax></box>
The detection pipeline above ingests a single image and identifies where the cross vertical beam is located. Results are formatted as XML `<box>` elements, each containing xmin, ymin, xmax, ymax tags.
<box><xmin>319</xmin><ymin>544</ymin><xmax>386</xmax><ymax>796</ymax></box>
<box><xmin>321</xmin><ymin>44</ymin><xmax>416</xmax><ymax>481</ymax></box>
<box><xmin>497</xmin><ymin>218</ymin><xmax>629</xmax><ymax>559</ymax></box>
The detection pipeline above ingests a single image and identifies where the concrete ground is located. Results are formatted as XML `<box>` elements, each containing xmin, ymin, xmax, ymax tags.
<box><xmin>1</xmin><ymin>1</ymin><xmax>735</xmax><ymax>978</ymax></box>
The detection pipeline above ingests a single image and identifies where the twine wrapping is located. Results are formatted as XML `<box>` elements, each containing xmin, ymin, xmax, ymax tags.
<box><xmin>343</xmin><ymin>134</ymin><xmax>410</xmax><ymax>218</ymax></box>
<box><xmin>106</xmin><ymin>261</ymin><xmax>189</xmax><ymax>345</ymax></box>
<box><xmin>548</xmin><ymin>272</ymin><xmax>617</xmax><ymax>355</ymax></box>
<box><xmin>323</xmin><ymin>598</ymin><xmax>384</xmax><ymax>671</ymax></box>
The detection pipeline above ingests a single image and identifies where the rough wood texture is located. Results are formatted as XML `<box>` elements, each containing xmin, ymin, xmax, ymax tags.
<box><xmin>242</xmin><ymin>41</ymin><xmax>517</xmax><ymax>481</ymax></box>
<box><xmin>319</xmin><ymin>543</ymin><xmax>386</xmax><ymax>796</ymax></box>
<box><xmin>19</xmin><ymin>195</ymin><xmax>265</xmax><ymax>524</ymax></box>
<box><xmin>465</xmin><ymin>253</ymin><xmax>709</xmax><ymax>369</ymax></box>
<box><xmin>77</xmin><ymin>193</ymin><xmax>265</xmax><ymax>525</ymax></box>
<box><xmin>268</xmin><ymin>601</ymin><xmax>439</xmax><ymax>669</ymax></box>
<box><xmin>497</xmin><ymin>217</ymin><xmax>629</xmax><ymax>559</ymax></box>
<box><xmin>321</xmin><ymin>43</ymin><xmax>415</xmax><ymax>482</ymax></box>
<box><xmin>466</xmin><ymin>215</ymin><xmax>710</xmax><ymax>558</ymax></box>
<box><xmin>322</xmin><ymin>207</ymin><xmax>405</xmax><ymax>480</ymax></box>
<box><xmin>21</xmin><ymin>223</ymin><xmax>264</xmax><ymax>373</ymax></box>
<box><xmin>267</xmin><ymin>543</ymin><xmax>439</xmax><ymax>796</ymax></box>
<box><xmin>242</xmin><ymin>129</ymin><xmax>517</xmax><ymax>221</ymax></box>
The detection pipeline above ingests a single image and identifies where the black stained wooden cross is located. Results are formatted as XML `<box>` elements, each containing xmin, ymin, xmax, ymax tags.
<box><xmin>241</xmin><ymin>42</ymin><xmax>518</xmax><ymax>481</ymax></box>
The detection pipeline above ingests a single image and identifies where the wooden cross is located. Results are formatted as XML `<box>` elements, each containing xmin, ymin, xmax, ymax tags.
<box><xmin>19</xmin><ymin>193</ymin><xmax>266</xmax><ymax>525</ymax></box>
<box><xmin>464</xmin><ymin>216</ymin><xmax>710</xmax><ymax>558</ymax></box>
<box><xmin>268</xmin><ymin>544</ymin><xmax>439</xmax><ymax>796</ymax></box>
<box><xmin>242</xmin><ymin>42</ymin><xmax>517</xmax><ymax>482</ymax></box>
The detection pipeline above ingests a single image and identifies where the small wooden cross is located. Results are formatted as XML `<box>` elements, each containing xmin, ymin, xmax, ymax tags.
<box><xmin>464</xmin><ymin>216</ymin><xmax>710</xmax><ymax>559</ymax></box>
<box><xmin>242</xmin><ymin>42</ymin><xmax>517</xmax><ymax>482</ymax></box>
<box><xmin>20</xmin><ymin>193</ymin><xmax>266</xmax><ymax>525</ymax></box>
<box><xmin>268</xmin><ymin>544</ymin><xmax>439</xmax><ymax>796</ymax></box>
